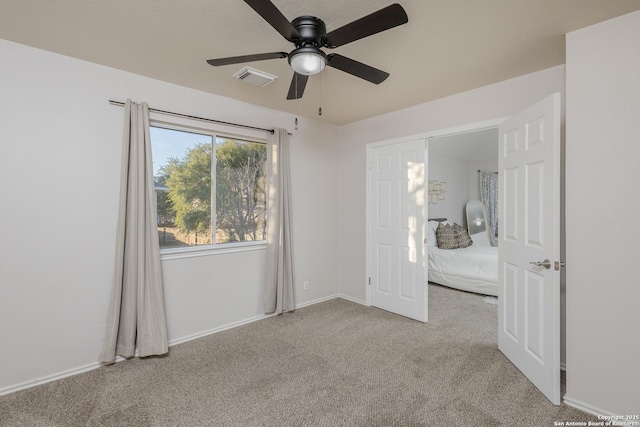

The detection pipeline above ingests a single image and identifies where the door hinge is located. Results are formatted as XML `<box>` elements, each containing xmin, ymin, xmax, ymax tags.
<box><xmin>554</xmin><ymin>261</ymin><xmax>566</xmax><ymax>271</ymax></box>
<box><xmin>424</xmin><ymin>237</ymin><xmax>427</xmax><ymax>244</ymax></box>
<box><xmin>368</xmin><ymin>277</ymin><xmax>371</xmax><ymax>285</ymax></box>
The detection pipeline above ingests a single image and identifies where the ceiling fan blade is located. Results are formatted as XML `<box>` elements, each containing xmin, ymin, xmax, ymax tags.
<box><xmin>244</xmin><ymin>0</ymin><xmax>300</xmax><ymax>42</ymax></box>
<box><xmin>207</xmin><ymin>52</ymin><xmax>288</xmax><ymax>66</ymax></box>
<box><xmin>327</xmin><ymin>54</ymin><xmax>389</xmax><ymax>84</ymax></box>
<box><xmin>324</xmin><ymin>3</ymin><xmax>408</xmax><ymax>48</ymax></box>
<box><xmin>286</xmin><ymin>73</ymin><xmax>309</xmax><ymax>100</ymax></box>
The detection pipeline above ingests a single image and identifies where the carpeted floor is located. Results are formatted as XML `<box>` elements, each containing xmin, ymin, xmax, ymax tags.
<box><xmin>0</xmin><ymin>284</ymin><xmax>595</xmax><ymax>426</ymax></box>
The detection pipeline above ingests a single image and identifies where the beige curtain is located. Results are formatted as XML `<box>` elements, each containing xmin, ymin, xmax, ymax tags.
<box><xmin>265</xmin><ymin>128</ymin><xmax>295</xmax><ymax>314</ymax></box>
<box><xmin>99</xmin><ymin>99</ymin><xmax>168</xmax><ymax>363</ymax></box>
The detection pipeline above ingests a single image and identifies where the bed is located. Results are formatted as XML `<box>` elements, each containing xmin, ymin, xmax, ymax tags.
<box><xmin>427</xmin><ymin>220</ymin><xmax>498</xmax><ymax>296</ymax></box>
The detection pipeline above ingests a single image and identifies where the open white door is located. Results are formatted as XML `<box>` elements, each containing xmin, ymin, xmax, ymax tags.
<box><xmin>498</xmin><ymin>93</ymin><xmax>561</xmax><ymax>404</ymax></box>
<box><xmin>368</xmin><ymin>139</ymin><xmax>427</xmax><ymax>322</ymax></box>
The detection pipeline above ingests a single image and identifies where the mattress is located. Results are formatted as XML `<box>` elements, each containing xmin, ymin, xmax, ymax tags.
<box><xmin>428</xmin><ymin>245</ymin><xmax>498</xmax><ymax>296</ymax></box>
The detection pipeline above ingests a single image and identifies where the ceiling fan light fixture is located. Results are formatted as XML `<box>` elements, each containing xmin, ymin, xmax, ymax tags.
<box><xmin>288</xmin><ymin>47</ymin><xmax>327</xmax><ymax>76</ymax></box>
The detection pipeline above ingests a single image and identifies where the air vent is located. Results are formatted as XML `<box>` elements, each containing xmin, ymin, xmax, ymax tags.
<box><xmin>233</xmin><ymin>67</ymin><xmax>278</xmax><ymax>87</ymax></box>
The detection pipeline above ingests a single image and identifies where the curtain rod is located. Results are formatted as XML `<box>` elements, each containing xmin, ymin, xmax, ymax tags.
<box><xmin>478</xmin><ymin>170</ymin><xmax>499</xmax><ymax>174</ymax></box>
<box><xmin>109</xmin><ymin>100</ymin><xmax>285</xmax><ymax>135</ymax></box>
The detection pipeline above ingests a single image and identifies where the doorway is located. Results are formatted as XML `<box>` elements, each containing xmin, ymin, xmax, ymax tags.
<box><xmin>426</xmin><ymin>127</ymin><xmax>500</xmax><ymax>328</ymax></box>
<box><xmin>366</xmin><ymin>93</ymin><xmax>563</xmax><ymax>405</ymax></box>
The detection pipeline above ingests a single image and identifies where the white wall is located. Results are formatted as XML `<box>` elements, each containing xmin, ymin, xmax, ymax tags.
<box><xmin>0</xmin><ymin>40</ymin><xmax>340</xmax><ymax>394</ymax></box>
<box><xmin>338</xmin><ymin>65</ymin><xmax>565</xmax><ymax>302</ymax></box>
<box><xmin>427</xmin><ymin>153</ymin><xmax>470</xmax><ymax>226</ymax></box>
<box><xmin>565</xmin><ymin>11</ymin><xmax>640</xmax><ymax>415</ymax></box>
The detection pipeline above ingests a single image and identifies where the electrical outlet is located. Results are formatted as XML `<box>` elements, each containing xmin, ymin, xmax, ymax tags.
<box><xmin>303</xmin><ymin>280</ymin><xmax>309</xmax><ymax>290</ymax></box>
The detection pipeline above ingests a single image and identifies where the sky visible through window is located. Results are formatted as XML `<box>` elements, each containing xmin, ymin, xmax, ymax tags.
<box><xmin>150</xmin><ymin>127</ymin><xmax>212</xmax><ymax>177</ymax></box>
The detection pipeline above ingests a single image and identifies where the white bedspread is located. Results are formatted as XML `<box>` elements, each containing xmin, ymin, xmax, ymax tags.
<box><xmin>428</xmin><ymin>245</ymin><xmax>498</xmax><ymax>296</ymax></box>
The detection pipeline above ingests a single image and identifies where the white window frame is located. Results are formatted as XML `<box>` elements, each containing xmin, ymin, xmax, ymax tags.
<box><xmin>150</xmin><ymin>111</ymin><xmax>268</xmax><ymax>259</ymax></box>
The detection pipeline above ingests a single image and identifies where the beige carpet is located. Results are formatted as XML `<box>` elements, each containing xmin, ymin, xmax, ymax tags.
<box><xmin>0</xmin><ymin>284</ymin><xmax>595</xmax><ymax>426</ymax></box>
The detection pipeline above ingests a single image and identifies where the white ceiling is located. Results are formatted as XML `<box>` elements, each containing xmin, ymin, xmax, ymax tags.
<box><xmin>2</xmin><ymin>0</ymin><xmax>639</xmax><ymax>125</ymax></box>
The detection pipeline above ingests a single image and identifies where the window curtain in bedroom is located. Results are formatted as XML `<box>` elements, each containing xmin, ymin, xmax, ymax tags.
<box><xmin>479</xmin><ymin>170</ymin><xmax>499</xmax><ymax>247</ymax></box>
<box><xmin>99</xmin><ymin>99</ymin><xmax>168</xmax><ymax>363</ymax></box>
<box><xmin>264</xmin><ymin>128</ymin><xmax>295</xmax><ymax>315</ymax></box>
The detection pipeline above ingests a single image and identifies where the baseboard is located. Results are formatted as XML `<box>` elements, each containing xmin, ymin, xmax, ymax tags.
<box><xmin>168</xmin><ymin>312</ymin><xmax>276</xmax><ymax>347</ymax></box>
<box><xmin>337</xmin><ymin>294</ymin><xmax>368</xmax><ymax>306</ymax></box>
<box><xmin>563</xmin><ymin>395</ymin><xmax>615</xmax><ymax>418</ymax></box>
<box><xmin>172</xmin><ymin>295</ymin><xmax>351</xmax><ymax>346</ymax></box>
<box><xmin>295</xmin><ymin>294</ymin><xmax>340</xmax><ymax>309</ymax></box>
<box><xmin>174</xmin><ymin>293</ymin><xmax>364</xmax><ymax>345</ymax></box>
<box><xmin>170</xmin><ymin>294</ymin><xmax>371</xmax><ymax>346</ymax></box>
<box><xmin>0</xmin><ymin>360</ymin><xmax>112</xmax><ymax>397</ymax></box>
<box><xmin>296</xmin><ymin>293</ymin><xmax>367</xmax><ymax>308</ymax></box>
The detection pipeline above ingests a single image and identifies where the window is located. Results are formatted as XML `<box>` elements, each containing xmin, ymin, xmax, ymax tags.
<box><xmin>150</xmin><ymin>125</ymin><xmax>267</xmax><ymax>251</ymax></box>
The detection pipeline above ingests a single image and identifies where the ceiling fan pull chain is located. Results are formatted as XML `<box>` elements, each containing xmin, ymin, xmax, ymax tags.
<box><xmin>318</xmin><ymin>74</ymin><xmax>323</xmax><ymax>116</ymax></box>
<box><xmin>294</xmin><ymin>74</ymin><xmax>299</xmax><ymax>130</ymax></box>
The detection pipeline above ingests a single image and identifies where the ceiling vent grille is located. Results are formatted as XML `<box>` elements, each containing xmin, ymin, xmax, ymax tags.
<box><xmin>233</xmin><ymin>67</ymin><xmax>278</xmax><ymax>87</ymax></box>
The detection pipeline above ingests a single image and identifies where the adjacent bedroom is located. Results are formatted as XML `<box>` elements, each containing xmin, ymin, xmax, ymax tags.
<box><xmin>427</xmin><ymin>128</ymin><xmax>499</xmax><ymax>300</ymax></box>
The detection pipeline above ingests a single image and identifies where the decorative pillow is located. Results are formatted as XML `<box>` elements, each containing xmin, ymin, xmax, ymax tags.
<box><xmin>436</xmin><ymin>222</ymin><xmax>473</xmax><ymax>249</ymax></box>
<box><xmin>452</xmin><ymin>223</ymin><xmax>473</xmax><ymax>248</ymax></box>
<box><xmin>436</xmin><ymin>223</ymin><xmax>456</xmax><ymax>249</ymax></box>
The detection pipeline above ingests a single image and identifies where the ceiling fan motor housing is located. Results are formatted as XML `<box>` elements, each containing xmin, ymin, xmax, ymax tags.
<box><xmin>291</xmin><ymin>16</ymin><xmax>327</xmax><ymax>48</ymax></box>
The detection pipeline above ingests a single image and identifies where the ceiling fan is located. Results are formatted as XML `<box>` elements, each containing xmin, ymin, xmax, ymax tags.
<box><xmin>207</xmin><ymin>0</ymin><xmax>408</xmax><ymax>100</ymax></box>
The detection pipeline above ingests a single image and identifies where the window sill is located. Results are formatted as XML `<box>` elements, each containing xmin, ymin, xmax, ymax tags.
<box><xmin>160</xmin><ymin>241</ymin><xmax>266</xmax><ymax>261</ymax></box>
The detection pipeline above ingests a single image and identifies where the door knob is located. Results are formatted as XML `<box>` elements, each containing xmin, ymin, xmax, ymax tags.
<box><xmin>529</xmin><ymin>259</ymin><xmax>551</xmax><ymax>269</ymax></box>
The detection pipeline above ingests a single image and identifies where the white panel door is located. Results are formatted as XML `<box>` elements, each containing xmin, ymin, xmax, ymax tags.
<box><xmin>368</xmin><ymin>139</ymin><xmax>427</xmax><ymax>322</ymax></box>
<box><xmin>498</xmin><ymin>93</ymin><xmax>561</xmax><ymax>404</ymax></box>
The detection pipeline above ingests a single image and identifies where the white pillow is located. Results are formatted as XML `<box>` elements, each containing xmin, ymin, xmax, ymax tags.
<box><xmin>470</xmin><ymin>231</ymin><xmax>491</xmax><ymax>246</ymax></box>
<box><xmin>427</xmin><ymin>221</ymin><xmax>443</xmax><ymax>246</ymax></box>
